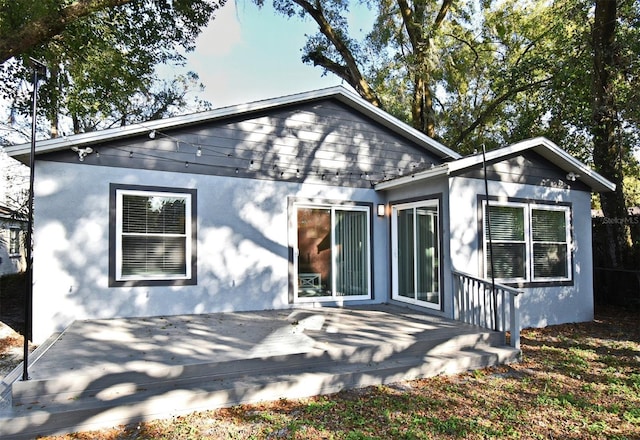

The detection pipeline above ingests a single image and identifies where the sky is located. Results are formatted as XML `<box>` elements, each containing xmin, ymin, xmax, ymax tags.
<box><xmin>168</xmin><ymin>1</ymin><xmax>350</xmax><ymax>109</ymax></box>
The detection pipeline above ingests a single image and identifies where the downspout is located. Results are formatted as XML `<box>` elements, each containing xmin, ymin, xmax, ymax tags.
<box><xmin>482</xmin><ymin>144</ymin><xmax>498</xmax><ymax>330</ymax></box>
<box><xmin>23</xmin><ymin>58</ymin><xmax>46</xmax><ymax>381</ymax></box>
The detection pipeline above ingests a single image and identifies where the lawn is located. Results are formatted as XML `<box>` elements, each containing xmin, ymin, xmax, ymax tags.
<box><xmin>37</xmin><ymin>306</ymin><xmax>640</xmax><ymax>439</ymax></box>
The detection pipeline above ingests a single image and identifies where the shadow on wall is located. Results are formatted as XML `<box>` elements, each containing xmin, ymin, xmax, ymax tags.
<box><xmin>449</xmin><ymin>177</ymin><xmax>593</xmax><ymax>328</ymax></box>
<box><xmin>33</xmin><ymin>108</ymin><xmax>414</xmax><ymax>338</ymax></box>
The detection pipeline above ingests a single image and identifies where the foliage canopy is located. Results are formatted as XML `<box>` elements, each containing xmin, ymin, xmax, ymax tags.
<box><xmin>0</xmin><ymin>0</ymin><xmax>224</xmax><ymax>139</ymax></box>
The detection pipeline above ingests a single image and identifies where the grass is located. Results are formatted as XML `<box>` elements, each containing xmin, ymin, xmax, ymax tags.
<box><xmin>37</xmin><ymin>306</ymin><xmax>640</xmax><ymax>439</ymax></box>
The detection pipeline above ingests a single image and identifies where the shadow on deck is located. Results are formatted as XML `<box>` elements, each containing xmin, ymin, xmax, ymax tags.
<box><xmin>0</xmin><ymin>304</ymin><xmax>520</xmax><ymax>439</ymax></box>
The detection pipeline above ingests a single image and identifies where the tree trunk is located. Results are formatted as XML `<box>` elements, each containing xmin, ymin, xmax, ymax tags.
<box><xmin>591</xmin><ymin>0</ymin><xmax>631</xmax><ymax>268</ymax></box>
<box><xmin>412</xmin><ymin>66</ymin><xmax>436</xmax><ymax>138</ymax></box>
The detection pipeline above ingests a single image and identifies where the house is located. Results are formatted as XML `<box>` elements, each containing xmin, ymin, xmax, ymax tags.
<box><xmin>4</xmin><ymin>86</ymin><xmax>614</xmax><ymax>344</ymax></box>
<box><xmin>0</xmin><ymin>204</ymin><xmax>27</xmax><ymax>277</ymax></box>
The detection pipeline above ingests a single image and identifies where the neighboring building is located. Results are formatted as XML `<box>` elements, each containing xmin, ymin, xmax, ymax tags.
<box><xmin>4</xmin><ymin>87</ymin><xmax>614</xmax><ymax>343</ymax></box>
<box><xmin>0</xmin><ymin>204</ymin><xmax>27</xmax><ymax>276</ymax></box>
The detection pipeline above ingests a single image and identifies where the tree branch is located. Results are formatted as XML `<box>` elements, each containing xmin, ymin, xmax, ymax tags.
<box><xmin>450</xmin><ymin>76</ymin><xmax>553</xmax><ymax>148</ymax></box>
<box><xmin>292</xmin><ymin>0</ymin><xmax>381</xmax><ymax>108</ymax></box>
<box><xmin>0</xmin><ymin>0</ymin><xmax>133</xmax><ymax>63</ymax></box>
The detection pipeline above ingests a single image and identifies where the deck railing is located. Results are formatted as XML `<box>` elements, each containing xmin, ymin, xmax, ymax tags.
<box><xmin>452</xmin><ymin>269</ymin><xmax>522</xmax><ymax>349</ymax></box>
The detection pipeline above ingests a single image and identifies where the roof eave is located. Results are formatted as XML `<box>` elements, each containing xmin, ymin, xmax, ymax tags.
<box><xmin>374</xmin><ymin>164</ymin><xmax>449</xmax><ymax>191</ymax></box>
<box><xmin>447</xmin><ymin>137</ymin><xmax>616</xmax><ymax>193</ymax></box>
<box><xmin>4</xmin><ymin>86</ymin><xmax>461</xmax><ymax>163</ymax></box>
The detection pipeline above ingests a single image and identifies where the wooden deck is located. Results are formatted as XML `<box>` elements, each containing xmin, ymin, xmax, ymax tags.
<box><xmin>0</xmin><ymin>304</ymin><xmax>520</xmax><ymax>439</ymax></box>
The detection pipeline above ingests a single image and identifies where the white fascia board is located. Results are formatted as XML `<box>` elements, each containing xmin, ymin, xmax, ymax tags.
<box><xmin>447</xmin><ymin>137</ymin><xmax>616</xmax><ymax>193</ymax></box>
<box><xmin>4</xmin><ymin>86</ymin><xmax>461</xmax><ymax>162</ymax></box>
<box><xmin>374</xmin><ymin>164</ymin><xmax>449</xmax><ymax>191</ymax></box>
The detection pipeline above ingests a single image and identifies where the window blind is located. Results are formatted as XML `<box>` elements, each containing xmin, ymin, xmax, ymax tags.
<box><xmin>335</xmin><ymin>210</ymin><xmax>368</xmax><ymax>296</ymax></box>
<box><xmin>532</xmin><ymin>209</ymin><xmax>568</xmax><ymax>278</ymax></box>
<box><xmin>486</xmin><ymin>205</ymin><xmax>526</xmax><ymax>279</ymax></box>
<box><xmin>484</xmin><ymin>202</ymin><xmax>571</xmax><ymax>282</ymax></box>
<box><xmin>120</xmin><ymin>194</ymin><xmax>188</xmax><ymax>278</ymax></box>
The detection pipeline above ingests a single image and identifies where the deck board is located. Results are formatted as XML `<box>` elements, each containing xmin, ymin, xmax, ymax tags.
<box><xmin>0</xmin><ymin>304</ymin><xmax>520</xmax><ymax>439</ymax></box>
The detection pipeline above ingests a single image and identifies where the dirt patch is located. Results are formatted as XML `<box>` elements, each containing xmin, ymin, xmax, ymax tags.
<box><xmin>0</xmin><ymin>321</ymin><xmax>31</xmax><ymax>378</ymax></box>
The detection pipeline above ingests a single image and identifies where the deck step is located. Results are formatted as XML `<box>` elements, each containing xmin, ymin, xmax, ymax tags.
<box><xmin>10</xmin><ymin>329</ymin><xmax>504</xmax><ymax>406</ymax></box>
<box><xmin>0</xmin><ymin>344</ymin><xmax>520</xmax><ymax>439</ymax></box>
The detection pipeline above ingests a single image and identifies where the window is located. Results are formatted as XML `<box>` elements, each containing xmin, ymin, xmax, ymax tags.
<box><xmin>483</xmin><ymin>201</ymin><xmax>571</xmax><ymax>283</ymax></box>
<box><xmin>110</xmin><ymin>185</ymin><xmax>197</xmax><ymax>286</ymax></box>
<box><xmin>294</xmin><ymin>203</ymin><xmax>371</xmax><ymax>301</ymax></box>
<box><xmin>9</xmin><ymin>228</ymin><xmax>20</xmax><ymax>256</ymax></box>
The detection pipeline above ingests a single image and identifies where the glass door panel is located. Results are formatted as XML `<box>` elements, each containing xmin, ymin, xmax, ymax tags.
<box><xmin>396</xmin><ymin>208</ymin><xmax>415</xmax><ymax>300</ymax></box>
<box><xmin>297</xmin><ymin>207</ymin><xmax>332</xmax><ymax>297</ymax></box>
<box><xmin>416</xmin><ymin>207</ymin><xmax>439</xmax><ymax>305</ymax></box>
<box><xmin>296</xmin><ymin>205</ymin><xmax>371</xmax><ymax>300</ymax></box>
<box><xmin>392</xmin><ymin>201</ymin><xmax>441</xmax><ymax>309</ymax></box>
<box><xmin>335</xmin><ymin>210</ymin><xmax>369</xmax><ymax>296</ymax></box>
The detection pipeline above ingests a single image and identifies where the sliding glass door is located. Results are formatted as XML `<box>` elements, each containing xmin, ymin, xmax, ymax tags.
<box><xmin>295</xmin><ymin>204</ymin><xmax>371</xmax><ymax>301</ymax></box>
<box><xmin>391</xmin><ymin>200</ymin><xmax>440</xmax><ymax>309</ymax></box>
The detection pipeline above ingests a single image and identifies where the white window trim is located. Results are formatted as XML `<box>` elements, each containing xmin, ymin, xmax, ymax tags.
<box><xmin>483</xmin><ymin>200</ymin><xmax>572</xmax><ymax>284</ymax></box>
<box><xmin>391</xmin><ymin>199</ymin><xmax>441</xmax><ymax>310</ymax></box>
<box><xmin>293</xmin><ymin>202</ymin><xmax>372</xmax><ymax>303</ymax></box>
<box><xmin>115</xmin><ymin>189</ymin><xmax>193</xmax><ymax>282</ymax></box>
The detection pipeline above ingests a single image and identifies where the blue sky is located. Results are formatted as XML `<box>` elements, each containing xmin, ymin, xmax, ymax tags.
<box><xmin>175</xmin><ymin>2</ymin><xmax>348</xmax><ymax>108</ymax></box>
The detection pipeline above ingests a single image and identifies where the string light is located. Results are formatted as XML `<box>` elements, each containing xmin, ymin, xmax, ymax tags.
<box><xmin>86</xmin><ymin>127</ymin><xmax>437</xmax><ymax>185</ymax></box>
<box><xmin>101</xmin><ymin>146</ymin><xmax>419</xmax><ymax>184</ymax></box>
<box><xmin>144</xmin><ymin>125</ymin><xmax>435</xmax><ymax>174</ymax></box>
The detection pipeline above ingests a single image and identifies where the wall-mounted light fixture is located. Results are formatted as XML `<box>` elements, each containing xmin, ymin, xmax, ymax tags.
<box><xmin>377</xmin><ymin>204</ymin><xmax>386</xmax><ymax>217</ymax></box>
<box><xmin>71</xmin><ymin>146</ymin><xmax>94</xmax><ymax>162</ymax></box>
<box><xmin>566</xmin><ymin>172</ymin><xmax>580</xmax><ymax>182</ymax></box>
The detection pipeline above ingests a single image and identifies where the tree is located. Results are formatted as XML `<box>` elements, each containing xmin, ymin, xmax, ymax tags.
<box><xmin>0</xmin><ymin>0</ymin><xmax>224</xmax><ymax>137</ymax></box>
<box><xmin>0</xmin><ymin>0</ymin><xmax>223</xmax><ymax>64</ymax></box>
<box><xmin>590</xmin><ymin>0</ymin><xmax>639</xmax><ymax>267</ymax></box>
<box><xmin>265</xmin><ymin>0</ymin><xmax>640</xmax><ymax>271</ymax></box>
<box><xmin>266</xmin><ymin>0</ymin><xmax>567</xmax><ymax>152</ymax></box>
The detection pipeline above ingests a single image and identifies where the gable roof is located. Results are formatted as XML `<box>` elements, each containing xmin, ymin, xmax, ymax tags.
<box><xmin>4</xmin><ymin>86</ymin><xmax>461</xmax><ymax>164</ymax></box>
<box><xmin>376</xmin><ymin>137</ymin><xmax>615</xmax><ymax>192</ymax></box>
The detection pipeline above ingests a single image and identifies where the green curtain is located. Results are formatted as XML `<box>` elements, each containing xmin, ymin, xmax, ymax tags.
<box><xmin>335</xmin><ymin>210</ymin><xmax>368</xmax><ymax>296</ymax></box>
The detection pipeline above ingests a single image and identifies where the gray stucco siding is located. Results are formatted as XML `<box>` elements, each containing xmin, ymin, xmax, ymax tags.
<box><xmin>30</xmin><ymin>160</ymin><xmax>388</xmax><ymax>343</ymax></box>
<box><xmin>39</xmin><ymin>100</ymin><xmax>443</xmax><ymax>188</ymax></box>
<box><xmin>379</xmin><ymin>175</ymin><xmax>453</xmax><ymax>319</ymax></box>
<box><xmin>448</xmin><ymin>176</ymin><xmax>594</xmax><ymax>328</ymax></box>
